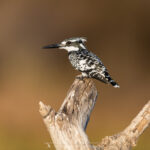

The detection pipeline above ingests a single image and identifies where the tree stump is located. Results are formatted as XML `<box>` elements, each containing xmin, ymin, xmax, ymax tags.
<box><xmin>39</xmin><ymin>77</ymin><xmax>150</xmax><ymax>150</ymax></box>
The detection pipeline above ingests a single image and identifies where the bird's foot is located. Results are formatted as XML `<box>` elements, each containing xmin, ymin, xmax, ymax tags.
<box><xmin>76</xmin><ymin>75</ymin><xmax>85</xmax><ymax>80</ymax></box>
<box><xmin>76</xmin><ymin>74</ymin><xmax>89</xmax><ymax>81</ymax></box>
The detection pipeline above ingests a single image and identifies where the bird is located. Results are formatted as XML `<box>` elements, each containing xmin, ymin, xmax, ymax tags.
<box><xmin>43</xmin><ymin>37</ymin><xmax>119</xmax><ymax>88</ymax></box>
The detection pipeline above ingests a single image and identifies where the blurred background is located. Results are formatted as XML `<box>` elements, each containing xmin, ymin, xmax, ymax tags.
<box><xmin>0</xmin><ymin>0</ymin><xmax>150</xmax><ymax>150</ymax></box>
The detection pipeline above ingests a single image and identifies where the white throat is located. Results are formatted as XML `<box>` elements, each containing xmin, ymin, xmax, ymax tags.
<box><xmin>60</xmin><ymin>46</ymin><xmax>79</xmax><ymax>52</ymax></box>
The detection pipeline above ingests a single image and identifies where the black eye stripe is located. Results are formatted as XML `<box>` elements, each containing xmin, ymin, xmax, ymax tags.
<box><xmin>66</xmin><ymin>40</ymin><xmax>83</xmax><ymax>45</ymax></box>
<box><xmin>66</xmin><ymin>41</ymin><xmax>71</xmax><ymax>45</ymax></box>
<box><xmin>79</xmin><ymin>40</ymin><xmax>82</xmax><ymax>43</ymax></box>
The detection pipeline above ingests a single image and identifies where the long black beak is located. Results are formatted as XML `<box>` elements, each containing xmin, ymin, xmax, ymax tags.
<box><xmin>42</xmin><ymin>44</ymin><xmax>60</xmax><ymax>49</ymax></box>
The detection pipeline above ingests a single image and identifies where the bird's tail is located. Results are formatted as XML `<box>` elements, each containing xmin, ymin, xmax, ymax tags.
<box><xmin>109</xmin><ymin>78</ymin><xmax>120</xmax><ymax>88</ymax></box>
<box><xmin>105</xmin><ymin>72</ymin><xmax>120</xmax><ymax>88</ymax></box>
<box><xmin>89</xmin><ymin>70</ymin><xmax>120</xmax><ymax>88</ymax></box>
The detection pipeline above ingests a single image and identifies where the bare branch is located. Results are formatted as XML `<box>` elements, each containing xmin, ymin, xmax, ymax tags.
<box><xmin>98</xmin><ymin>101</ymin><xmax>150</xmax><ymax>150</ymax></box>
<box><xmin>39</xmin><ymin>77</ymin><xmax>150</xmax><ymax>150</ymax></box>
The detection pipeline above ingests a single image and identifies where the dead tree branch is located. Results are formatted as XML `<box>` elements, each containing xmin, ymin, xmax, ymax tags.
<box><xmin>39</xmin><ymin>77</ymin><xmax>150</xmax><ymax>150</ymax></box>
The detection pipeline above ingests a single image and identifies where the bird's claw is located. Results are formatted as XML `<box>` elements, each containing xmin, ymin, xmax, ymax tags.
<box><xmin>76</xmin><ymin>75</ymin><xmax>84</xmax><ymax>80</ymax></box>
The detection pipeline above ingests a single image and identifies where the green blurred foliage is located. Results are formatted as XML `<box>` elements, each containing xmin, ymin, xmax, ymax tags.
<box><xmin>0</xmin><ymin>0</ymin><xmax>150</xmax><ymax>150</ymax></box>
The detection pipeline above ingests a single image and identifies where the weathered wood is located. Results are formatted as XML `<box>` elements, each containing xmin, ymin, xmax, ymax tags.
<box><xmin>98</xmin><ymin>100</ymin><xmax>150</xmax><ymax>150</ymax></box>
<box><xmin>39</xmin><ymin>77</ymin><xmax>150</xmax><ymax>150</ymax></box>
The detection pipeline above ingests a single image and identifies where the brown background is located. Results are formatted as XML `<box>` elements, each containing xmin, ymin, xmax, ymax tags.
<box><xmin>0</xmin><ymin>0</ymin><xmax>150</xmax><ymax>150</ymax></box>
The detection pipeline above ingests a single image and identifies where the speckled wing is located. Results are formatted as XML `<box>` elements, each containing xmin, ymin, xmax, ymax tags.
<box><xmin>78</xmin><ymin>50</ymin><xmax>108</xmax><ymax>83</ymax></box>
<box><xmin>84</xmin><ymin>52</ymin><xmax>109</xmax><ymax>83</ymax></box>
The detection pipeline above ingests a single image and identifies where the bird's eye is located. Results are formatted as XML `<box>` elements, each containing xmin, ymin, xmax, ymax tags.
<box><xmin>79</xmin><ymin>40</ymin><xmax>82</xmax><ymax>43</ymax></box>
<box><xmin>66</xmin><ymin>41</ymin><xmax>71</xmax><ymax>45</ymax></box>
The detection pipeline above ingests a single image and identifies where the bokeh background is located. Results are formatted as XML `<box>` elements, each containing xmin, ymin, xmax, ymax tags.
<box><xmin>0</xmin><ymin>0</ymin><xmax>150</xmax><ymax>150</ymax></box>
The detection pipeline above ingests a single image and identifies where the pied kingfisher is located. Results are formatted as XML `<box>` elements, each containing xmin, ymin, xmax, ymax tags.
<box><xmin>43</xmin><ymin>37</ymin><xmax>119</xmax><ymax>88</ymax></box>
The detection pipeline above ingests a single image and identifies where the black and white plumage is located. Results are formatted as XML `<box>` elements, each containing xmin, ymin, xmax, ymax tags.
<box><xmin>43</xmin><ymin>37</ymin><xmax>119</xmax><ymax>88</ymax></box>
